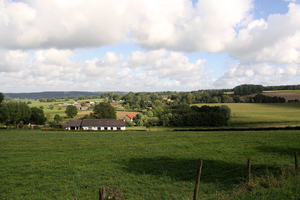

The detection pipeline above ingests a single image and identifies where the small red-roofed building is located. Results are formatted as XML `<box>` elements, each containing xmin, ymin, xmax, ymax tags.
<box><xmin>125</xmin><ymin>114</ymin><xmax>136</xmax><ymax>121</ymax></box>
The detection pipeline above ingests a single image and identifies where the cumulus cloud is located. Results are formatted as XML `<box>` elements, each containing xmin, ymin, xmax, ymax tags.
<box><xmin>230</xmin><ymin>3</ymin><xmax>300</xmax><ymax>64</ymax></box>
<box><xmin>0</xmin><ymin>48</ymin><xmax>212</xmax><ymax>92</ymax></box>
<box><xmin>0</xmin><ymin>50</ymin><xmax>31</xmax><ymax>72</ymax></box>
<box><xmin>212</xmin><ymin>62</ymin><xmax>300</xmax><ymax>88</ymax></box>
<box><xmin>0</xmin><ymin>0</ymin><xmax>254</xmax><ymax>52</ymax></box>
<box><xmin>1</xmin><ymin>0</ymin><xmax>300</xmax><ymax>92</ymax></box>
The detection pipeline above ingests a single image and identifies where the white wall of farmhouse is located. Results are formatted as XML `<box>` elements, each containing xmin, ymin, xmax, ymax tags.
<box><xmin>65</xmin><ymin>119</ymin><xmax>126</xmax><ymax>131</ymax></box>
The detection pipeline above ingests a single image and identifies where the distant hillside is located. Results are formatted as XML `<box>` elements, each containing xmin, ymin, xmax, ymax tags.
<box><xmin>4</xmin><ymin>91</ymin><xmax>127</xmax><ymax>99</ymax></box>
<box><xmin>241</xmin><ymin>91</ymin><xmax>300</xmax><ymax>102</ymax></box>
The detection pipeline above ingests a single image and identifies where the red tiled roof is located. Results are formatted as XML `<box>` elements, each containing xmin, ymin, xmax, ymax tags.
<box><xmin>126</xmin><ymin>114</ymin><xmax>136</xmax><ymax>119</ymax></box>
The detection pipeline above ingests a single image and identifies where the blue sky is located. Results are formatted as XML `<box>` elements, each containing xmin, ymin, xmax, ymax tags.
<box><xmin>0</xmin><ymin>0</ymin><xmax>299</xmax><ymax>93</ymax></box>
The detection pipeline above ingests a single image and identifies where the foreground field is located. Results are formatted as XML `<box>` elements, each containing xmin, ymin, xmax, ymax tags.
<box><xmin>1</xmin><ymin>129</ymin><xmax>299</xmax><ymax>199</ymax></box>
<box><xmin>195</xmin><ymin>103</ymin><xmax>300</xmax><ymax>126</ymax></box>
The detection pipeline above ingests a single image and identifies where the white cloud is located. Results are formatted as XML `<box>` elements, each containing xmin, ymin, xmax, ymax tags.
<box><xmin>212</xmin><ymin>62</ymin><xmax>300</xmax><ymax>88</ymax></box>
<box><xmin>0</xmin><ymin>50</ymin><xmax>31</xmax><ymax>72</ymax></box>
<box><xmin>230</xmin><ymin>3</ymin><xmax>300</xmax><ymax>64</ymax></box>
<box><xmin>0</xmin><ymin>48</ymin><xmax>213</xmax><ymax>92</ymax></box>
<box><xmin>0</xmin><ymin>0</ymin><xmax>253</xmax><ymax>52</ymax></box>
<box><xmin>1</xmin><ymin>0</ymin><xmax>300</xmax><ymax>92</ymax></box>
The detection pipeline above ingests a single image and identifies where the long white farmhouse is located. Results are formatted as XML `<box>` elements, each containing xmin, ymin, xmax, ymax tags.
<box><xmin>63</xmin><ymin>119</ymin><xmax>126</xmax><ymax>131</ymax></box>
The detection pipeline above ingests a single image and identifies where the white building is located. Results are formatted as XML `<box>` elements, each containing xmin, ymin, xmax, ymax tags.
<box><xmin>64</xmin><ymin>119</ymin><xmax>126</xmax><ymax>131</ymax></box>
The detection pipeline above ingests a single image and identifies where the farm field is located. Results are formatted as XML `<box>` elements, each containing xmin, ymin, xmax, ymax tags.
<box><xmin>194</xmin><ymin>103</ymin><xmax>300</xmax><ymax>126</ymax></box>
<box><xmin>1</xmin><ymin>129</ymin><xmax>299</xmax><ymax>199</ymax></box>
<box><xmin>261</xmin><ymin>91</ymin><xmax>300</xmax><ymax>101</ymax></box>
<box><xmin>239</xmin><ymin>90</ymin><xmax>300</xmax><ymax>102</ymax></box>
<box><xmin>21</xmin><ymin>99</ymin><xmax>136</xmax><ymax>121</ymax></box>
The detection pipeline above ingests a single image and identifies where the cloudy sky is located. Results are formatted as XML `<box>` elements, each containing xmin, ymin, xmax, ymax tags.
<box><xmin>0</xmin><ymin>0</ymin><xmax>300</xmax><ymax>93</ymax></box>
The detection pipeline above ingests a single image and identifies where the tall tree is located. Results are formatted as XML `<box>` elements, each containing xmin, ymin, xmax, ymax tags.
<box><xmin>65</xmin><ymin>105</ymin><xmax>78</xmax><ymax>118</ymax></box>
<box><xmin>27</xmin><ymin>107</ymin><xmax>47</xmax><ymax>125</ymax></box>
<box><xmin>0</xmin><ymin>101</ymin><xmax>31</xmax><ymax>129</ymax></box>
<box><xmin>54</xmin><ymin>114</ymin><xmax>63</xmax><ymax>123</ymax></box>
<box><xmin>0</xmin><ymin>92</ymin><xmax>4</xmax><ymax>103</ymax></box>
<box><xmin>0</xmin><ymin>101</ymin><xmax>16</xmax><ymax>129</ymax></box>
<box><xmin>92</xmin><ymin>102</ymin><xmax>116</xmax><ymax>119</ymax></box>
<box><xmin>15</xmin><ymin>102</ymin><xmax>32</xmax><ymax>129</ymax></box>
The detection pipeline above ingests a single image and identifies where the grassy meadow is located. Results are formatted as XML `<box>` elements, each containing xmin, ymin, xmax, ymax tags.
<box><xmin>1</xmin><ymin>129</ymin><xmax>300</xmax><ymax>199</ymax></box>
<box><xmin>19</xmin><ymin>96</ymin><xmax>300</xmax><ymax>127</ymax></box>
<box><xmin>194</xmin><ymin>103</ymin><xmax>300</xmax><ymax>126</ymax></box>
<box><xmin>23</xmin><ymin>98</ymin><xmax>103</xmax><ymax>121</ymax></box>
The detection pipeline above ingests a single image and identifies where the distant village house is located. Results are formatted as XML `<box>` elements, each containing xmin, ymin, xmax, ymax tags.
<box><xmin>63</xmin><ymin>119</ymin><xmax>126</xmax><ymax>131</ymax></box>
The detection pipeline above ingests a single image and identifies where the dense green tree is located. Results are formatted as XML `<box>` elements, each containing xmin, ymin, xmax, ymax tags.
<box><xmin>134</xmin><ymin>113</ymin><xmax>144</xmax><ymax>126</ymax></box>
<box><xmin>139</xmin><ymin>99</ymin><xmax>145</xmax><ymax>109</ymax></box>
<box><xmin>234</xmin><ymin>84</ymin><xmax>263</xmax><ymax>96</ymax></box>
<box><xmin>221</xmin><ymin>95</ymin><xmax>231</xmax><ymax>103</ymax></box>
<box><xmin>233</xmin><ymin>95</ymin><xmax>241</xmax><ymax>103</ymax></box>
<box><xmin>0</xmin><ymin>101</ymin><xmax>31</xmax><ymax>129</ymax></box>
<box><xmin>0</xmin><ymin>92</ymin><xmax>4</xmax><ymax>103</ymax></box>
<box><xmin>0</xmin><ymin>101</ymin><xmax>17</xmax><ymax>129</ymax></box>
<box><xmin>48</xmin><ymin>104</ymin><xmax>54</xmax><ymax>110</ymax></box>
<box><xmin>65</xmin><ymin>105</ymin><xmax>78</xmax><ymax>118</ymax></box>
<box><xmin>125</xmin><ymin>119</ymin><xmax>134</xmax><ymax>127</ymax></box>
<box><xmin>143</xmin><ymin>110</ymin><xmax>153</xmax><ymax>118</ymax></box>
<box><xmin>185</xmin><ymin>93</ymin><xmax>195</xmax><ymax>104</ymax></box>
<box><xmin>15</xmin><ymin>102</ymin><xmax>32</xmax><ymax>129</ymax></box>
<box><xmin>253</xmin><ymin>93</ymin><xmax>264</xmax><ymax>103</ymax></box>
<box><xmin>39</xmin><ymin>98</ymin><xmax>47</xmax><ymax>102</ymax></box>
<box><xmin>27</xmin><ymin>107</ymin><xmax>47</xmax><ymax>125</ymax></box>
<box><xmin>27</xmin><ymin>101</ymin><xmax>32</xmax><ymax>104</ymax></box>
<box><xmin>217</xmin><ymin>105</ymin><xmax>231</xmax><ymax>122</ymax></box>
<box><xmin>92</xmin><ymin>102</ymin><xmax>116</xmax><ymax>119</ymax></box>
<box><xmin>152</xmin><ymin>100</ymin><xmax>163</xmax><ymax>107</ymax></box>
<box><xmin>54</xmin><ymin>114</ymin><xmax>63</xmax><ymax>123</ymax></box>
<box><xmin>145</xmin><ymin>120</ymin><xmax>153</xmax><ymax>131</ymax></box>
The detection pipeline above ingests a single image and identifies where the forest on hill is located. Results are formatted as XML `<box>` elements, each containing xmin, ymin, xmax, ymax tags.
<box><xmin>4</xmin><ymin>91</ymin><xmax>126</xmax><ymax>99</ymax></box>
<box><xmin>3</xmin><ymin>84</ymin><xmax>300</xmax><ymax>101</ymax></box>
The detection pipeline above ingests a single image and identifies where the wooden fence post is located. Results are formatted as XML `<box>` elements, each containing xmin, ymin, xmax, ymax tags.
<box><xmin>295</xmin><ymin>152</ymin><xmax>298</xmax><ymax>171</ymax></box>
<box><xmin>247</xmin><ymin>158</ymin><xmax>251</xmax><ymax>182</ymax></box>
<box><xmin>193</xmin><ymin>158</ymin><xmax>203</xmax><ymax>200</ymax></box>
<box><xmin>99</xmin><ymin>187</ymin><xmax>106</xmax><ymax>200</ymax></box>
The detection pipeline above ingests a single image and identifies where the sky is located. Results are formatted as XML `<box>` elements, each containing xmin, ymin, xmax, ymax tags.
<box><xmin>0</xmin><ymin>0</ymin><xmax>300</xmax><ymax>93</ymax></box>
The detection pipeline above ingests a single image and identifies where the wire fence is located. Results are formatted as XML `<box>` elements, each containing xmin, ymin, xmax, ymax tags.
<box><xmin>77</xmin><ymin>151</ymin><xmax>299</xmax><ymax>200</ymax></box>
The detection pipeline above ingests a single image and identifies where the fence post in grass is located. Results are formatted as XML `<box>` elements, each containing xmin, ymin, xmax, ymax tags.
<box><xmin>247</xmin><ymin>158</ymin><xmax>251</xmax><ymax>182</ymax></box>
<box><xmin>99</xmin><ymin>187</ymin><xmax>106</xmax><ymax>200</ymax></box>
<box><xmin>295</xmin><ymin>152</ymin><xmax>298</xmax><ymax>171</ymax></box>
<box><xmin>193</xmin><ymin>158</ymin><xmax>203</xmax><ymax>200</ymax></box>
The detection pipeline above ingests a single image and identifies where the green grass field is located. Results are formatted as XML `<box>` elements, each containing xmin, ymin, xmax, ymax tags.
<box><xmin>22</xmin><ymin>98</ymin><xmax>300</xmax><ymax>127</ymax></box>
<box><xmin>23</xmin><ymin>98</ymin><xmax>104</xmax><ymax>121</ymax></box>
<box><xmin>1</xmin><ymin>129</ymin><xmax>299</xmax><ymax>199</ymax></box>
<box><xmin>194</xmin><ymin>103</ymin><xmax>300</xmax><ymax>126</ymax></box>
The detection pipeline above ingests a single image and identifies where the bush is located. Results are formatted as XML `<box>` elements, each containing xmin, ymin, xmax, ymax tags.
<box><xmin>125</xmin><ymin>120</ymin><xmax>133</xmax><ymax>127</ymax></box>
